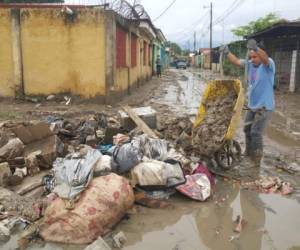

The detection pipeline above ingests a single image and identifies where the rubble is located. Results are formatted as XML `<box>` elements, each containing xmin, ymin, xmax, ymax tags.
<box><xmin>84</xmin><ymin>237</ymin><xmax>112</xmax><ymax>250</ymax></box>
<box><xmin>119</xmin><ymin>106</ymin><xmax>157</xmax><ymax>130</ymax></box>
<box><xmin>46</xmin><ymin>95</ymin><xmax>56</xmax><ymax>101</ymax></box>
<box><xmin>193</xmin><ymin>90</ymin><xmax>237</xmax><ymax>155</ymax></box>
<box><xmin>0</xmin><ymin>99</ymin><xmax>296</xmax><ymax>249</ymax></box>
<box><xmin>0</xmin><ymin>188</ymin><xmax>43</xmax><ymax>222</ymax></box>
<box><xmin>242</xmin><ymin>176</ymin><xmax>293</xmax><ymax>195</ymax></box>
<box><xmin>0</xmin><ymin>138</ymin><xmax>24</xmax><ymax>161</ymax></box>
<box><xmin>113</xmin><ymin>231</ymin><xmax>127</xmax><ymax>249</ymax></box>
<box><xmin>0</xmin><ymin>162</ymin><xmax>11</xmax><ymax>187</ymax></box>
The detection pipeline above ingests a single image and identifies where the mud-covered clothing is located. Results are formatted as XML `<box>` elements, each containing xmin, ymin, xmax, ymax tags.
<box><xmin>244</xmin><ymin>109</ymin><xmax>272</xmax><ymax>154</ymax></box>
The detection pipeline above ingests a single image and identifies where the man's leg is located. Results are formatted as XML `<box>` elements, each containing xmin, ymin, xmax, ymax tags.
<box><xmin>250</xmin><ymin>110</ymin><xmax>272</xmax><ymax>165</ymax></box>
<box><xmin>243</xmin><ymin>110</ymin><xmax>255</xmax><ymax>156</ymax></box>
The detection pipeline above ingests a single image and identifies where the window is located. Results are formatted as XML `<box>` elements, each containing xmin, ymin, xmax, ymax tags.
<box><xmin>116</xmin><ymin>26</ymin><xmax>127</xmax><ymax>68</ymax></box>
<box><xmin>143</xmin><ymin>41</ymin><xmax>147</xmax><ymax>66</ymax></box>
<box><xmin>149</xmin><ymin>44</ymin><xmax>152</xmax><ymax>66</ymax></box>
<box><xmin>131</xmin><ymin>34</ymin><xmax>137</xmax><ymax>67</ymax></box>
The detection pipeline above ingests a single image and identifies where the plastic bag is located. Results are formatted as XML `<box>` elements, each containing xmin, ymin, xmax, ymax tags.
<box><xmin>53</xmin><ymin>147</ymin><xmax>102</xmax><ymax>199</ymax></box>
<box><xmin>176</xmin><ymin>174</ymin><xmax>211</xmax><ymax>201</ymax></box>
<box><xmin>110</xmin><ymin>142</ymin><xmax>143</xmax><ymax>174</ymax></box>
<box><xmin>131</xmin><ymin>159</ymin><xmax>185</xmax><ymax>189</ymax></box>
<box><xmin>135</xmin><ymin>134</ymin><xmax>168</xmax><ymax>161</ymax></box>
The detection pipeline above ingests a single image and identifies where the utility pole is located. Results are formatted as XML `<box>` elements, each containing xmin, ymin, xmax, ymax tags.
<box><xmin>209</xmin><ymin>2</ymin><xmax>213</xmax><ymax>70</ymax></box>
<box><xmin>194</xmin><ymin>31</ymin><xmax>196</xmax><ymax>53</ymax></box>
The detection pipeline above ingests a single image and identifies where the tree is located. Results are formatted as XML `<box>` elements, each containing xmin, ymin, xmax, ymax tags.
<box><xmin>232</xmin><ymin>13</ymin><xmax>282</xmax><ymax>37</ymax></box>
<box><xmin>168</xmin><ymin>42</ymin><xmax>182</xmax><ymax>56</ymax></box>
<box><xmin>0</xmin><ymin>0</ymin><xmax>63</xmax><ymax>3</ymax></box>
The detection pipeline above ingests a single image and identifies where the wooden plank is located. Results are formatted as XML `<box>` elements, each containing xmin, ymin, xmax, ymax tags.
<box><xmin>122</xmin><ymin>106</ymin><xmax>159</xmax><ymax>139</ymax></box>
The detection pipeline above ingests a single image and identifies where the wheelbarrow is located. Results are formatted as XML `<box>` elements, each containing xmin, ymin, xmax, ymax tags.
<box><xmin>192</xmin><ymin>79</ymin><xmax>245</xmax><ymax>170</ymax></box>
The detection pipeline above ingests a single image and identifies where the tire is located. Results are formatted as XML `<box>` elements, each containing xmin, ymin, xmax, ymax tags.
<box><xmin>214</xmin><ymin>140</ymin><xmax>242</xmax><ymax>170</ymax></box>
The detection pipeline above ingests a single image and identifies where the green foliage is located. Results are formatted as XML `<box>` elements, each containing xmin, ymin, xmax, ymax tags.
<box><xmin>232</xmin><ymin>13</ymin><xmax>281</xmax><ymax>37</ymax></box>
<box><xmin>0</xmin><ymin>0</ymin><xmax>63</xmax><ymax>3</ymax></box>
<box><xmin>168</xmin><ymin>42</ymin><xmax>182</xmax><ymax>55</ymax></box>
<box><xmin>223</xmin><ymin>40</ymin><xmax>247</xmax><ymax>77</ymax></box>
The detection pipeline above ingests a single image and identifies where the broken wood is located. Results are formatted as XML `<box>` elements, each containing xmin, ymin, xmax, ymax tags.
<box><xmin>16</xmin><ymin>180</ymin><xmax>43</xmax><ymax>196</ymax></box>
<box><xmin>122</xmin><ymin>105</ymin><xmax>159</xmax><ymax>139</ymax></box>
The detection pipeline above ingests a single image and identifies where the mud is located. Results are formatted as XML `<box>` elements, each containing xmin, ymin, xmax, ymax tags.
<box><xmin>193</xmin><ymin>90</ymin><xmax>237</xmax><ymax>156</ymax></box>
<box><xmin>116</xmin><ymin>68</ymin><xmax>300</xmax><ymax>250</ymax></box>
<box><xmin>1</xmin><ymin>68</ymin><xmax>300</xmax><ymax>250</ymax></box>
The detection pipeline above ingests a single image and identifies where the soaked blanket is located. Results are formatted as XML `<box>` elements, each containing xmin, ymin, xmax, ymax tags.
<box><xmin>40</xmin><ymin>174</ymin><xmax>134</xmax><ymax>244</ymax></box>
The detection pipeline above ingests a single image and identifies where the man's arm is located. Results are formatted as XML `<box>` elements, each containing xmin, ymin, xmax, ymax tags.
<box><xmin>227</xmin><ymin>52</ymin><xmax>243</xmax><ymax>67</ymax></box>
<box><xmin>256</xmin><ymin>48</ymin><xmax>269</xmax><ymax>66</ymax></box>
<box><xmin>219</xmin><ymin>45</ymin><xmax>243</xmax><ymax>67</ymax></box>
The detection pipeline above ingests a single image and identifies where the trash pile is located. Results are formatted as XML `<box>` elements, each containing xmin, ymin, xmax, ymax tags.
<box><xmin>0</xmin><ymin>106</ymin><xmax>215</xmax><ymax>248</ymax></box>
<box><xmin>193</xmin><ymin>90</ymin><xmax>237</xmax><ymax>155</ymax></box>
<box><xmin>242</xmin><ymin>175</ymin><xmax>293</xmax><ymax>195</ymax></box>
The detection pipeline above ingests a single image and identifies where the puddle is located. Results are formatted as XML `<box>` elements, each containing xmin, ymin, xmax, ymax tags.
<box><xmin>118</xmin><ymin>181</ymin><xmax>300</xmax><ymax>250</ymax></box>
<box><xmin>152</xmin><ymin>69</ymin><xmax>206</xmax><ymax>116</ymax></box>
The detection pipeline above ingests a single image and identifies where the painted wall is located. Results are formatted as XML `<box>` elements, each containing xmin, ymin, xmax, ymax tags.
<box><xmin>0</xmin><ymin>7</ymin><xmax>156</xmax><ymax>100</ymax></box>
<box><xmin>20</xmin><ymin>8</ymin><xmax>106</xmax><ymax>98</ymax></box>
<box><xmin>0</xmin><ymin>9</ymin><xmax>14</xmax><ymax>97</ymax></box>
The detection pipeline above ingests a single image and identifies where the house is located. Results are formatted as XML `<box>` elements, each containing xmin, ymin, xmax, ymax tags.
<box><xmin>0</xmin><ymin>3</ymin><xmax>166</xmax><ymax>102</ymax></box>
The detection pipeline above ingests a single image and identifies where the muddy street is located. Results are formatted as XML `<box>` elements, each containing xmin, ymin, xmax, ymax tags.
<box><xmin>1</xmin><ymin>68</ymin><xmax>300</xmax><ymax>250</ymax></box>
<box><xmin>116</xmin><ymin>69</ymin><xmax>300</xmax><ymax>250</ymax></box>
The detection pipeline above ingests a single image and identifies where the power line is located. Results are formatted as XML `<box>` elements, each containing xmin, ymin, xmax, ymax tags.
<box><xmin>214</xmin><ymin>0</ymin><xmax>246</xmax><ymax>25</ymax></box>
<box><xmin>153</xmin><ymin>0</ymin><xmax>177</xmax><ymax>22</ymax></box>
<box><xmin>199</xmin><ymin>0</ymin><xmax>246</xmax><ymax>40</ymax></box>
<box><xmin>166</xmin><ymin>11</ymin><xmax>210</xmax><ymax>38</ymax></box>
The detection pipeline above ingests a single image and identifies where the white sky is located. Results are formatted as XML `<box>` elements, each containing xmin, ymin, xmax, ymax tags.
<box><xmin>66</xmin><ymin>0</ymin><xmax>300</xmax><ymax>48</ymax></box>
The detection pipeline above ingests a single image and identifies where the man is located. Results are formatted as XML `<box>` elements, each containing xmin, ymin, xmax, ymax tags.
<box><xmin>220</xmin><ymin>39</ymin><xmax>276</xmax><ymax>166</ymax></box>
<box><xmin>156</xmin><ymin>55</ymin><xmax>162</xmax><ymax>78</ymax></box>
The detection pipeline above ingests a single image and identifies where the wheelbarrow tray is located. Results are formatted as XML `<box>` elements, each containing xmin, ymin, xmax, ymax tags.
<box><xmin>193</xmin><ymin>79</ymin><xmax>245</xmax><ymax>146</ymax></box>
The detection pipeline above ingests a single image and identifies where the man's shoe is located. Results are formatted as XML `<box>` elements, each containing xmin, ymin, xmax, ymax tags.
<box><xmin>251</xmin><ymin>150</ymin><xmax>263</xmax><ymax>167</ymax></box>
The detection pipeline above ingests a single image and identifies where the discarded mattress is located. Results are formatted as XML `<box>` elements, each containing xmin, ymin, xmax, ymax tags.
<box><xmin>40</xmin><ymin>174</ymin><xmax>134</xmax><ymax>244</ymax></box>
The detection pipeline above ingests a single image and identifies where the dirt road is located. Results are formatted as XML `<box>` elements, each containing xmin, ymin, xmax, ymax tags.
<box><xmin>2</xmin><ymin>68</ymin><xmax>300</xmax><ymax>250</ymax></box>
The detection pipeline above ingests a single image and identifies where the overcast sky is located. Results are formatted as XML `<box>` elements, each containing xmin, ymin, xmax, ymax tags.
<box><xmin>67</xmin><ymin>0</ymin><xmax>300</xmax><ymax>48</ymax></box>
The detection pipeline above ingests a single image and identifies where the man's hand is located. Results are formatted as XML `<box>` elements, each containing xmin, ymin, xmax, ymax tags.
<box><xmin>247</xmin><ymin>39</ymin><xmax>258</xmax><ymax>51</ymax></box>
<box><xmin>219</xmin><ymin>45</ymin><xmax>230</xmax><ymax>56</ymax></box>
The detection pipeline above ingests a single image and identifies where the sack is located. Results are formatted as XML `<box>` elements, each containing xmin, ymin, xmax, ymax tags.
<box><xmin>110</xmin><ymin>142</ymin><xmax>143</xmax><ymax>174</ymax></box>
<box><xmin>135</xmin><ymin>134</ymin><xmax>168</xmax><ymax>161</ymax></box>
<box><xmin>131</xmin><ymin>159</ymin><xmax>186</xmax><ymax>190</ymax></box>
<box><xmin>94</xmin><ymin>155</ymin><xmax>112</xmax><ymax>177</ymax></box>
<box><xmin>40</xmin><ymin>174</ymin><xmax>134</xmax><ymax>244</ymax></box>
<box><xmin>176</xmin><ymin>174</ymin><xmax>211</xmax><ymax>201</ymax></box>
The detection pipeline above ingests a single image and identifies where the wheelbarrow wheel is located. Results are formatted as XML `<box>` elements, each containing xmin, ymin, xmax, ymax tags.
<box><xmin>214</xmin><ymin>140</ymin><xmax>242</xmax><ymax>170</ymax></box>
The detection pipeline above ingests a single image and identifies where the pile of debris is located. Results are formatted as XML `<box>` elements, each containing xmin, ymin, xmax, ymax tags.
<box><xmin>0</xmin><ymin>106</ymin><xmax>215</xmax><ymax>249</ymax></box>
<box><xmin>193</xmin><ymin>90</ymin><xmax>237</xmax><ymax>155</ymax></box>
<box><xmin>242</xmin><ymin>175</ymin><xmax>293</xmax><ymax>195</ymax></box>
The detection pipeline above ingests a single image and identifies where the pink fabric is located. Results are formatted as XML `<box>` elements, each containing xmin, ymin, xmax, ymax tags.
<box><xmin>40</xmin><ymin>174</ymin><xmax>134</xmax><ymax>244</ymax></box>
<box><xmin>192</xmin><ymin>163</ymin><xmax>215</xmax><ymax>186</ymax></box>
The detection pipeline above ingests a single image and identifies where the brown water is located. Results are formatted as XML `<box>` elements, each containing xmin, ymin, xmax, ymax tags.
<box><xmin>118</xmin><ymin>181</ymin><xmax>300</xmax><ymax>250</ymax></box>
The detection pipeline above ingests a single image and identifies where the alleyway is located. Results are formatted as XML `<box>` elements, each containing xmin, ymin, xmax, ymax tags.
<box><xmin>2</xmin><ymin>68</ymin><xmax>299</xmax><ymax>250</ymax></box>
